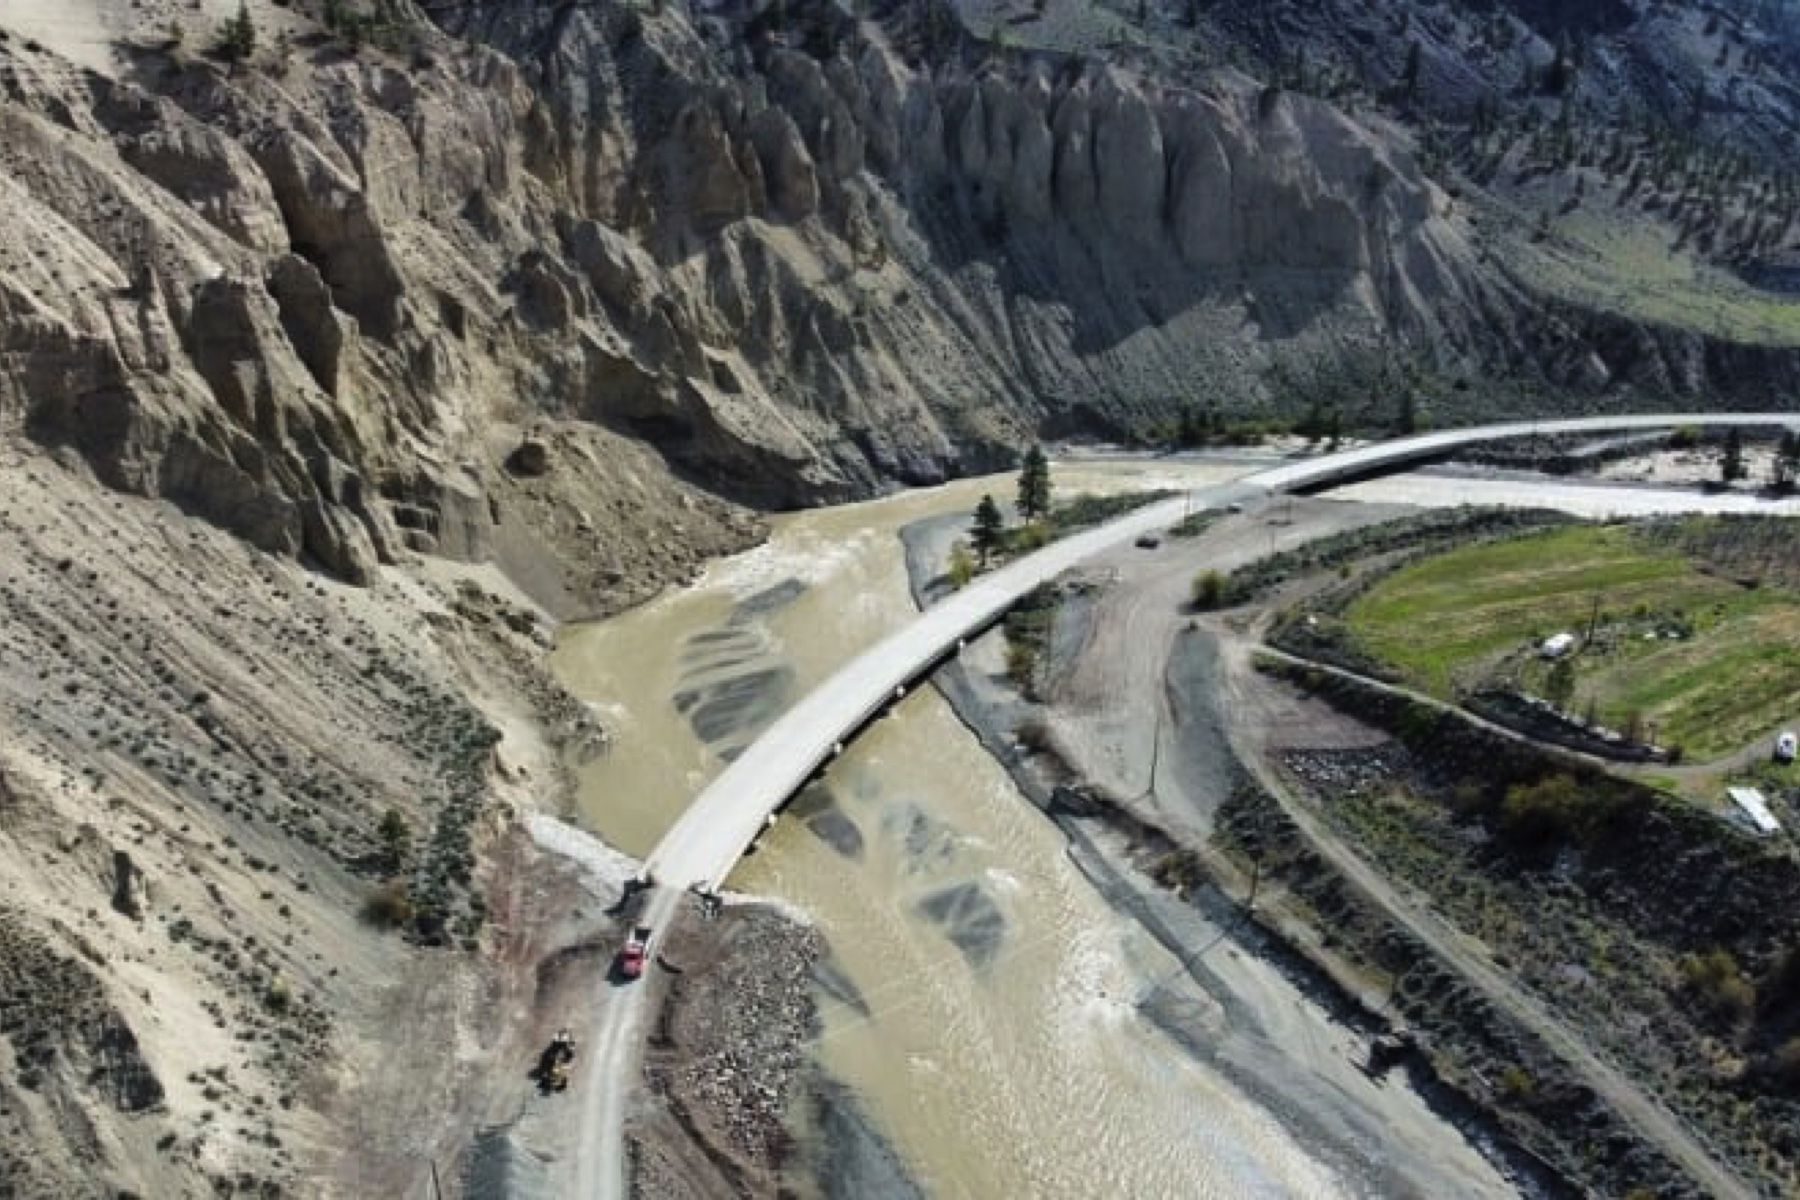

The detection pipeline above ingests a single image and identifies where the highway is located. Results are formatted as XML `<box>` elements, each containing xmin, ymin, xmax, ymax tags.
<box><xmin>640</xmin><ymin>412</ymin><xmax>1796</xmax><ymax>895</ymax></box>
<box><xmin>590</xmin><ymin>412</ymin><xmax>1795</xmax><ymax>1199</ymax></box>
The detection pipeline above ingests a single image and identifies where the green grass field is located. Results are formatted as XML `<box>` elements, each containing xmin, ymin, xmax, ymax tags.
<box><xmin>1484</xmin><ymin>179</ymin><xmax>1800</xmax><ymax>348</ymax></box>
<box><xmin>1343</xmin><ymin>525</ymin><xmax>1800</xmax><ymax>760</ymax></box>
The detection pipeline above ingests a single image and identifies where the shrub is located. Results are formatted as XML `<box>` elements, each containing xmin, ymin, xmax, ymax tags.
<box><xmin>1007</xmin><ymin>522</ymin><xmax>1051</xmax><ymax>555</ymax></box>
<box><xmin>1771</xmin><ymin>1037</ymin><xmax>1800</xmax><ymax>1090</ymax></box>
<box><xmin>1498</xmin><ymin>1064</ymin><xmax>1536</xmax><ymax>1100</ymax></box>
<box><xmin>947</xmin><ymin>541</ymin><xmax>976</xmax><ymax>589</ymax></box>
<box><xmin>1499</xmin><ymin>773</ymin><xmax>1631</xmax><ymax>848</ymax></box>
<box><xmin>1149</xmin><ymin>849</ymin><xmax>1206</xmax><ymax>892</ymax></box>
<box><xmin>1005</xmin><ymin>641</ymin><xmax>1039</xmax><ymax>695</ymax></box>
<box><xmin>1192</xmin><ymin>570</ymin><xmax>1227</xmax><ymax>610</ymax></box>
<box><xmin>377</xmin><ymin>808</ymin><xmax>411</xmax><ymax>870</ymax></box>
<box><xmin>1680</xmin><ymin>948</ymin><xmax>1756</xmax><ymax>1025</ymax></box>
<box><xmin>362</xmin><ymin>880</ymin><xmax>415</xmax><ymax>929</ymax></box>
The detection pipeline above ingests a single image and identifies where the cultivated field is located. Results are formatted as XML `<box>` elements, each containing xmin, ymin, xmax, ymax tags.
<box><xmin>1343</xmin><ymin>523</ymin><xmax>1800</xmax><ymax>760</ymax></box>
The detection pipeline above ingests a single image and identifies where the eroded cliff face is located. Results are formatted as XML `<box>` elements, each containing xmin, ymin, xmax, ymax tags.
<box><xmin>0</xmin><ymin>0</ymin><xmax>1506</xmax><ymax>599</ymax></box>
<box><xmin>0</xmin><ymin>1</ymin><xmax>1789</xmax><ymax>1194</ymax></box>
<box><xmin>435</xmin><ymin>0</ymin><xmax>1495</xmax><ymax>475</ymax></box>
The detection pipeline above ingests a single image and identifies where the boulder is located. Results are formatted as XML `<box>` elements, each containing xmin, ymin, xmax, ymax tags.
<box><xmin>508</xmin><ymin>438</ymin><xmax>552</xmax><ymax>477</ymax></box>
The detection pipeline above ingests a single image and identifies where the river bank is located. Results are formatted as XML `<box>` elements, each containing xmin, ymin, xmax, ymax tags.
<box><xmin>900</xmin><ymin>508</ymin><xmax>1554</xmax><ymax>1198</ymax></box>
<box><xmin>554</xmin><ymin>459</ymin><xmax>1382</xmax><ymax>1197</ymax></box>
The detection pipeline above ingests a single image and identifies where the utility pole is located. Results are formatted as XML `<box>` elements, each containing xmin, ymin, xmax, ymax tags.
<box><xmin>1245</xmin><ymin>856</ymin><xmax>1261</xmax><ymax>911</ymax></box>
<box><xmin>1585</xmin><ymin>592</ymin><xmax>1601</xmax><ymax>645</ymax></box>
<box><xmin>1135</xmin><ymin>687</ymin><xmax>1167</xmax><ymax>804</ymax></box>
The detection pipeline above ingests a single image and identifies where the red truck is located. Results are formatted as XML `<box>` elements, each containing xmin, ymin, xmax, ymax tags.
<box><xmin>618</xmin><ymin>925</ymin><xmax>652</xmax><ymax>980</ymax></box>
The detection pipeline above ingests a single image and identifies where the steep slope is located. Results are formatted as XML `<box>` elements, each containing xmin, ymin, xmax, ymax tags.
<box><xmin>0</xmin><ymin>0</ymin><xmax>1797</xmax><ymax>1193</ymax></box>
<box><xmin>5</xmin><ymin>0</ymin><xmax>1793</xmax><ymax>584</ymax></box>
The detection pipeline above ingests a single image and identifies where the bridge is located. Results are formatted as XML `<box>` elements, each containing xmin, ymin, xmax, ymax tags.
<box><xmin>639</xmin><ymin>412</ymin><xmax>1795</xmax><ymax>895</ymax></box>
<box><xmin>579</xmin><ymin>412</ymin><xmax>1794</xmax><ymax>1200</ymax></box>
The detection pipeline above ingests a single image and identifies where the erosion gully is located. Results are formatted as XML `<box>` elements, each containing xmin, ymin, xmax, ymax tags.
<box><xmin>552</xmin><ymin>460</ymin><xmax>1470</xmax><ymax>1198</ymax></box>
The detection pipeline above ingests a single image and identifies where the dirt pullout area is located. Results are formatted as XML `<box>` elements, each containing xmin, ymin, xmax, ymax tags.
<box><xmin>900</xmin><ymin>506</ymin><xmax>1545</xmax><ymax>1199</ymax></box>
<box><xmin>0</xmin><ymin>441</ymin><xmax>757</xmax><ymax>1197</ymax></box>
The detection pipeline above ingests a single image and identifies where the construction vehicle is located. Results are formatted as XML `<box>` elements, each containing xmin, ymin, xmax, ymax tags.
<box><xmin>535</xmin><ymin>1029</ymin><xmax>576</xmax><ymax>1094</ymax></box>
<box><xmin>618</xmin><ymin>926</ymin><xmax>652</xmax><ymax>980</ymax></box>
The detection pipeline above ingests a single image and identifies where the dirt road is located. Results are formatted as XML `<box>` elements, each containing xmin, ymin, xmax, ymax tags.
<box><xmin>1017</xmin><ymin>494</ymin><xmax>1755</xmax><ymax>1199</ymax></box>
<box><xmin>1213</xmin><ymin>645</ymin><xmax>1756</xmax><ymax>1200</ymax></box>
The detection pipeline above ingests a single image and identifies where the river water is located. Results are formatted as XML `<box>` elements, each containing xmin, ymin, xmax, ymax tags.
<box><xmin>552</xmin><ymin>461</ymin><xmax>1417</xmax><ymax>1197</ymax></box>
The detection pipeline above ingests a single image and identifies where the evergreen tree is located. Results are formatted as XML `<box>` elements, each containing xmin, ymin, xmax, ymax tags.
<box><xmin>1177</xmin><ymin>406</ymin><xmax>1204</xmax><ymax>449</ymax></box>
<box><xmin>1401</xmin><ymin>41</ymin><xmax>1422</xmax><ymax>102</ymax></box>
<box><xmin>1016</xmin><ymin>446</ymin><xmax>1052</xmax><ymax>522</ymax></box>
<box><xmin>1395</xmin><ymin>389</ymin><xmax>1419</xmax><ymax>435</ymax></box>
<box><xmin>972</xmin><ymin>494</ymin><xmax>1005</xmax><ymax>564</ymax></box>
<box><xmin>218</xmin><ymin>0</ymin><xmax>255</xmax><ymax>64</ymax></box>
<box><xmin>377</xmin><ymin>808</ymin><xmax>410</xmax><ymax>871</ymax></box>
<box><xmin>1296</xmin><ymin>399</ymin><xmax>1322</xmax><ymax>443</ymax></box>
<box><xmin>1721</xmin><ymin>427</ymin><xmax>1747</xmax><ymax>484</ymax></box>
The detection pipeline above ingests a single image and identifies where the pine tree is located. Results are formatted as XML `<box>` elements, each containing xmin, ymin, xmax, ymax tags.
<box><xmin>972</xmin><ymin>494</ymin><xmax>1005</xmax><ymax>564</ymax></box>
<box><xmin>1774</xmin><ymin>429</ymin><xmax>1800</xmax><ymax>492</ymax></box>
<box><xmin>1395</xmin><ymin>389</ymin><xmax>1419</xmax><ymax>436</ymax></box>
<box><xmin>218</xmin><ymin>0</ymin><xmax>255</xmax><ymax>64</ymax></box>
<box><xmin>1721</xmin><ymin>427</ymin><xmax>1747</xmax><ymax>484</ymax></box>
<box><xmin>1016</xmin><ymin>446</ymin><xmax>1052</xmax><ymax>523</ymax></box>
<box><xmin>377</xmin><ymin>808</ymin><xmax>410</xmax><ymax>871</ymax></box>
<box><xmin>1401</xmin><ymin>41</ymin><xmax>1422</xmax><ymax>102</ymax></box>
<box><xmin>1177</xmin><ymin>406</ymin><xmax>1204</xmax><ymax>449</ymax></box>
<box><xmin>1298</xmin><ymin>399</ymin><xmax>1324</xmax><ymax>443</ymax></box>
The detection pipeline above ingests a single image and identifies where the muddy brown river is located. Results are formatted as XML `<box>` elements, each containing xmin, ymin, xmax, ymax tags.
<box><xmin>553</xmin><ymin>461</ymin><xmax>1512</xmax><ymax>1198</ymax></box>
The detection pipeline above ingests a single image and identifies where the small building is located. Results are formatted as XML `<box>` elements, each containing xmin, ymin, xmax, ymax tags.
<box><xmin>1727</xmin><ymin>786</ymin><xmax>1782</xmax><ymax>837</ymax></box>
<box><xmin>1540</xmin><ymin>632</ymin><xmax>1577</xmax><ymax>660</ymax></box>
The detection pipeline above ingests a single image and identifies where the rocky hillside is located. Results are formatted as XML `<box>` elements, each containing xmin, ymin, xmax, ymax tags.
<box><xmin>6</xmin><ymin>0</ymin><xmax>1793</xmax><ymax>590</ymax></box>
<box><xmin>1</xmin><ymin>0</ymin><xmax>1798</xmax><ymax>1193</ymax></box>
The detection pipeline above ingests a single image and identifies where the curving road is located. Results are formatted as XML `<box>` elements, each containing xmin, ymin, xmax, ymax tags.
<box><xmin>640</xmin><ymin>413</ymin><xmax>1795</xmax><ymax>895</ymax></box>
<box><xmin>594</xmin><ymin>412</ymin><xmax>1795</xmax><ymax>1198</ymax></box>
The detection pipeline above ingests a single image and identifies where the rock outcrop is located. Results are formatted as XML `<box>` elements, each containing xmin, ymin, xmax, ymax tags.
<box><xmin>7</xmin><ymin>0</ymin><xmax>1774</xmax><ymax>604</ymax></box>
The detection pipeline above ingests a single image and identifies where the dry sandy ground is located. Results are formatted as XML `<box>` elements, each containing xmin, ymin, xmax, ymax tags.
<box><xmin>1597</xmin><ymin>446</ymin><xmax>1790</xmax><ymax>487</ymax></box>
<box><xmin>1039</xmin><ymin>495</ymin><xmax>1411</xmax><ymax>840</ymax></box>
<box><xmin>1</xmin><ymin>0</ymin><xmax>315</xmax><ymax>75</ymax></box>
<box><xmin>910</xmin><ymin>500</ymin><xmax>1526</xmax><ymax>1199</ymax></box>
